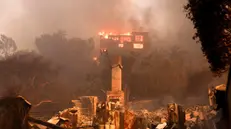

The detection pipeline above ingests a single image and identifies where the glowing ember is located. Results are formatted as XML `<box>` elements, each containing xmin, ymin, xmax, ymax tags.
<box><xmin>100</xmin><ymin>48</ymin><xmax>107</xmax><ymax>52</ymax></box>
<box><xmin>93</xmin><ymin>57</ymin><xmax>97</xmax><ymax>61</ymax></box>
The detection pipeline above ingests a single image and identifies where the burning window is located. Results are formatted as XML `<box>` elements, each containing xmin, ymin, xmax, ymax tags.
<box><xmin>133</xmin><ymin>43</ymin><xmax>143</xmax><ymax>49</ymax></box>
<box><xmin>135</xmin><ymin>35</ymin><xmax>144</xmax><ymax>42</ymax></box>
<box><xmin>118</xmin><ymin>44</ymin><xmax>124</xmax><ymax>48</ymax></box>
<box><xmin>120</xmin><ymin>36</ymin><xmax>131</xmax><ymax>43</ymax></box>
<box><xmin>112</xmin><ymin>37</ymin><xmax>119</xmax><ymax>41</ymax></box>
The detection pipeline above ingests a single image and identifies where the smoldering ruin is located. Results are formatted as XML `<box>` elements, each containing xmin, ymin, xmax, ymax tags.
<box><xmin>0</xmin><ymin>0</ymin><xmax>229</xmax><ymax>129</ymax></box>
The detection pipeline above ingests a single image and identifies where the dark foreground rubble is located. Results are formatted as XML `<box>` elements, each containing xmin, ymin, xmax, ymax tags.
<box><xmin>0</xmin><ymin>95</ymin><xmax>223</xmax><ymax>129</ymax></box>
<box><xmin>131</xmin><ymin>105</ymin><xmax>217</xmax><ymax>129</ymax></box>
<box><xmin>0</xmin><ymin>96</ymin><xmax>31</xmax><ymax>129</ymax></box>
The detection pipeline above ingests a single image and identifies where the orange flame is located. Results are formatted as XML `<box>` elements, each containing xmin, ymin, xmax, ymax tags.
<box><xmin>98</xmin><ymin>31</ymin><xmax>131</xmax><ymax>39</ymax></box>
<box><xmin>122</xmin><ymin>32</ymin><xmax>131</xmax><ymax>35</ymax></box>
<box><xmin>98</xmin><ymin>31</ymin><xmax>105</xmax><ymax>35</ymax></box>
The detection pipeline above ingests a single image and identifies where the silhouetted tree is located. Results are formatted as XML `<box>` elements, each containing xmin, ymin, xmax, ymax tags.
<box><xmin>0</xmin><ymin>35</ymin><xmax>17</xmax><ymax>59</ymax></box>
<box><xmin>0</xmin><ymin>51</ymin><xmax>58</xmax><ymax>104</ymax></box>
<box><xmin>187</xmin><ymin>69</ymin><xmax>213</xmax><ymax>95</ymax></box>
<box><xmin>185</xmin><ymin>0</ymin><xmax>231</xmax><ymax>127</ymax></box>
<box><xmin>128</xmin><ymin>47</ymin><xmax>190</xmax><ymax>99</ymax></box>
<box><xmin>35</xmin><ymin>31</ymin><xmax>94</xmax><ymax>67</ymax></box>
<box><xmin>35</xmin><ymin>31</ymin><xmax>96</xmax><ymax>96</ymax></box>
<box><xmin>185</xmin><ymin>0</ymin><xmax>231</xmax><ymax>74</ymax></box>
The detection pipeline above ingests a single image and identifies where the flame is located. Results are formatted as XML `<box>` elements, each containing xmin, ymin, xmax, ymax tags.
<box><xmin>98</xmin><ymin>31</ymin><xmax>105</xmax><ymax>35</ymax></box>
<box><xmin>98</xmin><ymin>31</ymin><xmax>131</xmax><ymax>39</ymax></box>
<box><xmin>104</xmin><ymin>34</ymin><xmax>109</xmax><ymax>39</ymax></box>
<box><xmin>123</xmin><ymin>32</ymin><xmax>131</xmax><ymax>35</ymax></box>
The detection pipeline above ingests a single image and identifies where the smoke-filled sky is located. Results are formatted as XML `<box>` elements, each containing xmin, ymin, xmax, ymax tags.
<box><xmin>1</xmin><ymin>0</ymin><xmax>226</xmax><ymax>104</ymax></box>
<box><xmin>0</xmin><ymin>0</ymin><xmax>197</xmax><ymax>51</ymax></box>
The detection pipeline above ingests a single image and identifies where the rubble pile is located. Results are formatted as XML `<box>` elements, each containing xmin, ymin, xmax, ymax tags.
<box><xmin>35</xmin><ymin>102</ymin><xmax>219</xmax><ymax>129</ymax></box>
<box><xmin>57</xmin><ymin>107</ymin><xmax>93</xmax><ymax>127</ymax></box>
<box><xmin>131</xmin><ymin>105</ymin><xmax>217</xmax><ymax>128</ymax></box>
<box><xmin>184</xmin><ymin>105</ymin><xmax>217</xmax><ymax>128</ymax></box>
<box><xmin>134</xmin><ymin>108</ymin><xmax>168</xmax><ymax>125</ymax></box>
<box><xmin>0</xmin><ymin>94</ymin><xmax>221</xmax><ymax>129</ymax></box>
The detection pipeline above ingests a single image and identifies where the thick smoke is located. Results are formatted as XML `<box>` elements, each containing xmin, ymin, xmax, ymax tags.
<box><xmin>0</xmin><ymin>0</ymin><xmax>227</xmax><ymax>105</ymax></box>
<box><xmin>1</xmin><ymin>0</ymin><xmax>196</xmax><ymax>50</ymax></box>
<box><xmin>2</xmin><ymin>0</ymin><xmax>130</xmax><ymax>49</ymax></box>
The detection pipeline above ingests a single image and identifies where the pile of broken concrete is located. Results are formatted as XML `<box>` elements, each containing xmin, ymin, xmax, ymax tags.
<box><xmin>133</xmin><ymin>105</ymin><xmax>217</xmax><ymax>128</ymax></box>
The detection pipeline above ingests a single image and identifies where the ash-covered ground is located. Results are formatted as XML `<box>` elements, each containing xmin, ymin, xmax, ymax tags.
<box><xmin>127</xmin><ymin>96</ymin><xmax>218</xmax><ymax>129</ymax></box>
